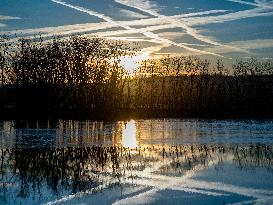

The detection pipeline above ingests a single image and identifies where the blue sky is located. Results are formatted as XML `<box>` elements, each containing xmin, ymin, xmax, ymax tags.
<box><xmin>1</xmin><ymin>0</ymin><xmax>273</xmax><ymax>63</ymax></box>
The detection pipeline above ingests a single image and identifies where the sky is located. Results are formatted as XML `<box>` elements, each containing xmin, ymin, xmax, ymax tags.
<box><xmin>1</xmin><ymin>0</ymin><xmax>273</xmax><ymax>71</ymax></box>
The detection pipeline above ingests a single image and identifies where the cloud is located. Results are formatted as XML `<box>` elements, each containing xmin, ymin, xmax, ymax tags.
<box><xmin>50</xmin><ymin>0</ymin><xmax>225</xmax><ymax>57</ymax></box>
<box><xmin>113</xmin><ymin>0</ymin><xmax>237</xmax><ymax>55</ymax></box>
<box><xmin>140</xmin><ymin>43</ymin><xmax>171</xmax><ymax>57</ymax></box>
<box><xmin>0</xmin><ymin>22</ymin><xmax>118</xmax><ymax>36</ymax></box>
<box><xmin>227</xmin><ymin>0</ymin><xmax>273</xmax><ymax>9</ymax></box>
<box><xmin>0</xmin><ymin>10</ymin><xmax>228</xmax><ymax>36</ymax></box>
<box><xmin>206</xmin><ymin>39</ymin><xmax>273</xmax><ymax>55</ymax></box>
<box><xmin>111</xmin><ymin>0</ymin><xmax>273</xmax><ymax>56</ymax></box>
<box><xmin>226</xmin><ymin>0</ymin><xmax>258</xmax><ymax>7</ymax></box>
<box><xmin>3</xmin><ymin>0</ymin><xmax>273</xmax><ymax>59</ymax></box>
<box><xmin>158</xmin><ymin>31</ymin><xmax>185</xmax><ymax>39</ymax></box>
<box><xmin>0</xmin><ymin>15</ymin><xmax>21</xmax><ymax>20</ymax></box>
<box><xmin>112</xmin><ymin>0</ymin><xmax>234</xmax><ymax>52</ymax></box>
<box><xmin>0</xmin><ymin>15</ymin><xmax>20</xmax><ymax>28</ymax></box>
<box><xmin>1</xmin><ymin>9</ymin><xmax>233</xmax><ymax>56</ymax></box>
<box><xmin>114</xmin><ymin>0</ymin><xmax>161</xmax><ymax>17</ymax></box>
<box><xmin>119</xmin><ymin>9</ymin><xmax>149</xmax><ymax>19</ymax></box>
<box><xmin>51</xmin><ymin>0</ymin><xmax>119</xmax><ymax>24</ymax></box>
<box><xmin>186</xmin><ymin>8</ymin><xmax>273</xmax><ymax>26</ymax></box>
<box><xmin>1</xmin><ymin>0</ymin><xmax>231</xmax><ymax>55</ymax></box>
<box><xmin>229</xmin><ymin>39</ymin><xmax>273</xmax><ymax>50</ymax></box>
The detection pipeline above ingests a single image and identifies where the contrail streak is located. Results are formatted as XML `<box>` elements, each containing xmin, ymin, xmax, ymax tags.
<box><xmin>113</xmin><ymin>0</ymin><xmax>253</xmax><ymax>54</ymax></box>
<box><xmin>51</xmin><ymin>0</ymin><xmax>224</xmax><ymax>57</ymax></box>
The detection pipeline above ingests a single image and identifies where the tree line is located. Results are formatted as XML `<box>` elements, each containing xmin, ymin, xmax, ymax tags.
<box><xmin>128</xmin><ymin>56</ymin><xmax>273</xmax><ymax>118</ymax></box>
<box><xmin>0</xmin><ymin>35</ymin><xmax>273</xmax><ymax>119</ymax></box>
<box><xmin>0</xmin><ymin>35</ymin><xmax>130</xmax><ymax>119</ymax></box>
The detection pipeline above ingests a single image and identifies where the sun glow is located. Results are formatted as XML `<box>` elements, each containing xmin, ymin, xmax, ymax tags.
<box><xmin>122</xmin><ymin>120</ymin><xmax>137</xmax><ymax>148</ymax></box>
<box><xmin>119</xmin><ymin>52</ymin><xmax>150</xmax><ymax>74</ymax></box>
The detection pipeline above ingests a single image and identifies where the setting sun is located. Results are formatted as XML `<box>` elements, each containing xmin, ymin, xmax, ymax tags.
<box><xmin>119</xmin><ymin>52</ymin><xmax>150</xmax><ymax>74</ymax></box>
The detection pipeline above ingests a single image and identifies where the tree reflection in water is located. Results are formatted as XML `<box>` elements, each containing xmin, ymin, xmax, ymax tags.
<box><xmin>0</xmin><ymin>145</ymin><xmax>273</xmax><ymax>204</ymax></box>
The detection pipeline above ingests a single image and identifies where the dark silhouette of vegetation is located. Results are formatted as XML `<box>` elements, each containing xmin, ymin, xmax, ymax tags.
<box><xmin>0</xmin><ymin>35</ymin><xmax>130</xmax><ymax>119</ymax></box>
<box><xmin>129</xmin><ymin>57</ymin><xmax>273</xmax><ymax>118</ymax></box>
<box><xmin>1</xmin><ymin>35</ymin><xmax>273</xmax><ymax>119</ymax></box>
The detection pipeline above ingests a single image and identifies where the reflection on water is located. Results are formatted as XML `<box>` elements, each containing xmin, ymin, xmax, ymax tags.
<box><xmin>0</xmin><ymin>119</ymin><xmax>273</xmax><ymax>204</ymax></box>
<box><xmin>122</xmin><ymin>120</ymin><xmax>137</xmax><ymax>148</ymax></box>
<box><xmin>1</xmin><ymin>119</ymin><xmax>273</xmax><ymax>148</ymax></box>
<box><xmin>0</xmin><ymin>145</ymin><xmax>273</xmax><ymax>205</ymax></box>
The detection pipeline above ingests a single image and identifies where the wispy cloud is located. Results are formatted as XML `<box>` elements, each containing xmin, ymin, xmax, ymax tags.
<box><xmin>0</xmin><ymin>15</ymin><xmax>20</xmax><ymax>28</ymax></box>
<box><xmin>114</xmin><ymin>0</ymin><xmax>161</xmax><ymax>17</ymax></box>
<box><xmin>119</xmin><ymin>9</ymin><xmax>149</xmax><ymax>19</ymax></box>
<box><xmin>0</xmin><ymin>15</ymin><xmax>21</xmax><ymax>20</ymax></box>
<box><xmin>113</xmin><ymin>0</ymin><xmax>240</xmax><ymax>56</ymax></box>
<box><xmin>227</xmin><ymin>0</ymin><xmax>273</xmax><ymax>8</ymax></box>
<box><xmin>113</xmin><ymin>0</ymin><xmax>273</xmax><ymax>56</ymax></box>
<box><xmin>50</xmin><ymin>0</ymin><xmax>225</xmax><ymax>57</ymax></box>
<box><xmin>226</xmin><ymin>0</ymin><xmax>259</xmax><ymax>7</ymax></box>
<box><xmin>229</xmin><ymin>39</ymin><xmax>273</xmax><ymax>50</ymax></box>
<box><xmin>206</xmin><ymin>38</ymin><xmax>273</xmax><ymax>55</ymax></box>
<box><xmin>2</xmin><ymin>0</ymin><xmax>273</xmax><ymax>59</ymax></box>
<box><xmin>0</xmin><ymin>10</ymin><xmax>228</xmax><ymax>36</ymax></box>
<box><xmin>113</xmin><ymin>0</ymin><xmax>229</xmax><ymax>46</ymax></box>
<box><xmin>186</xmin><ymin>8</ymin><xmax>273</xmax><ymax>26</ymax></box>
<box><xmin>0</xmin><ymin>22</ymin><xmax>118</xmax><ymax>36</ymax></box>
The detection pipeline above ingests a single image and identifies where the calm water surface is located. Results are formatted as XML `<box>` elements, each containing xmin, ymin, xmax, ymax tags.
<box><xmin>0</xmin><ymin>119</ymin><xmax>273</xmax><ymax>205</ymax></box>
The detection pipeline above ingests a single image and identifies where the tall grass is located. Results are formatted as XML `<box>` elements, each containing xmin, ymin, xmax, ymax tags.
<box><xmin>0</xmin><ymin>35</ymin><xmax>130</xmax><ymax>119</ymax></box>
<box><xmin>0</xmin><ymin>35</ymin><xmax>273</xmax><ymax>119</ymax></box>
<box><xmin>129</xmin><ymin>57</ymin><xmax>273</xmax><ymax>118</ymax></box>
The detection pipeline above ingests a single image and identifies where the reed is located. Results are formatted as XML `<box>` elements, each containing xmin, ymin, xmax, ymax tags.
<box><xmin>0</xmin><ymin>35</ymin><xmax>273</xmax><ymax>119</ymax></box>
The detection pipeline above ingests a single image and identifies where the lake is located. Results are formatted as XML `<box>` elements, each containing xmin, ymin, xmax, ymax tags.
<box><xmin>0</xmin><ymin>119</ymin><xmax>273</xmax><ymax>205</ymax></box>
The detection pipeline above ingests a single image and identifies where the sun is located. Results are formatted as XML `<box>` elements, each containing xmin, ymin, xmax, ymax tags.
<box><xmin>119</xmin><ymin>52</ymin><xmax>150</xmax><ymax>74</ymax></box>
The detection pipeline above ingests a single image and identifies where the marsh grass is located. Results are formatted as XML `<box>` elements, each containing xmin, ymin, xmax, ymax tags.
<box><xmin>0</xmin><ymin>35</ymin><xmax>273</xmax><ymax>119</ymax></box>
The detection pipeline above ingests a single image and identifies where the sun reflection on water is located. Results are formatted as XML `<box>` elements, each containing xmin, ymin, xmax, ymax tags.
<box><xmin>122</xmin><ymin>120</ymin><xmax>137</xmax><ymax>148</ymax></box>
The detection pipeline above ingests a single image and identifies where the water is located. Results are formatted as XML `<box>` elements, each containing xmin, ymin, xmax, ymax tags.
<box><xmin>0</xmin><ymin>119</ymin><xmax>273</xmax><ymax>205</ymax></box>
